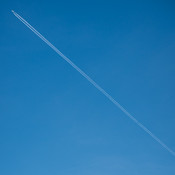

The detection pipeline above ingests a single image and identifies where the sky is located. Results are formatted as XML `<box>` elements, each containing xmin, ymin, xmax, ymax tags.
<box><xmin>0</xmin><ymin>0</ymin><xmax>175</xmax><ymax>174</ymax></box>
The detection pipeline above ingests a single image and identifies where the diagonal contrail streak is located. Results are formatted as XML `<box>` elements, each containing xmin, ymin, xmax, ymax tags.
<box><xmin>12</xmin><ymin>10</ymin><xmax>175</xmax><ymax>156</ymax></box>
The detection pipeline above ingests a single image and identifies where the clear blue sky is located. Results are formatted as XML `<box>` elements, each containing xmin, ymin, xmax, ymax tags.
<box><xmin>0</xmin><ymin>0</ymin><xmax>175</xmax><ymax>174</ymax></box>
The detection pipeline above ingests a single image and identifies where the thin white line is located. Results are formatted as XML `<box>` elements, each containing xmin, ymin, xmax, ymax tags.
<box><xmin>12</xmin><ymin>10</ymin><xmax>175</xmax><ymax>156</ymax></box>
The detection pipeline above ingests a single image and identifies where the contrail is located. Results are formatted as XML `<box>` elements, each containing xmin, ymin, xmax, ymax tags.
<box><xmin>12</xmin><ymin>10</ymin><xmax>175</xmax><ymax>156</ymax></box>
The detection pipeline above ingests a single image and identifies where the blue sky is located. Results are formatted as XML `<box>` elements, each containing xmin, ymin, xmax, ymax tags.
<box><xmin>0</xmin><ymin>0</ymin><xmax>175</xmax><ymax>174</ymax></box>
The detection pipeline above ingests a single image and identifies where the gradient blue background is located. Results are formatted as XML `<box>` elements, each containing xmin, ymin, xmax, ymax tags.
<box><xmin>0</xmin><ymin>0</ymin><xmax>175</xmax><ymax>174</ymax></box>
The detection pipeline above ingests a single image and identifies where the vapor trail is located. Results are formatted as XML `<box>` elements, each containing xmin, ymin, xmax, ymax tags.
<box><xmin>12</xmin><ymin>10</ymin><xmax>175</xmax><ymax>156</ymax></box>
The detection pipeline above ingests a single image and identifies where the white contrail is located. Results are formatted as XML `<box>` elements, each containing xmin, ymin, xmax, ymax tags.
<box><xmin>12</xmin><ymin>10</ymin><xmax>175</xmax><ymax>156</ymax></box>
